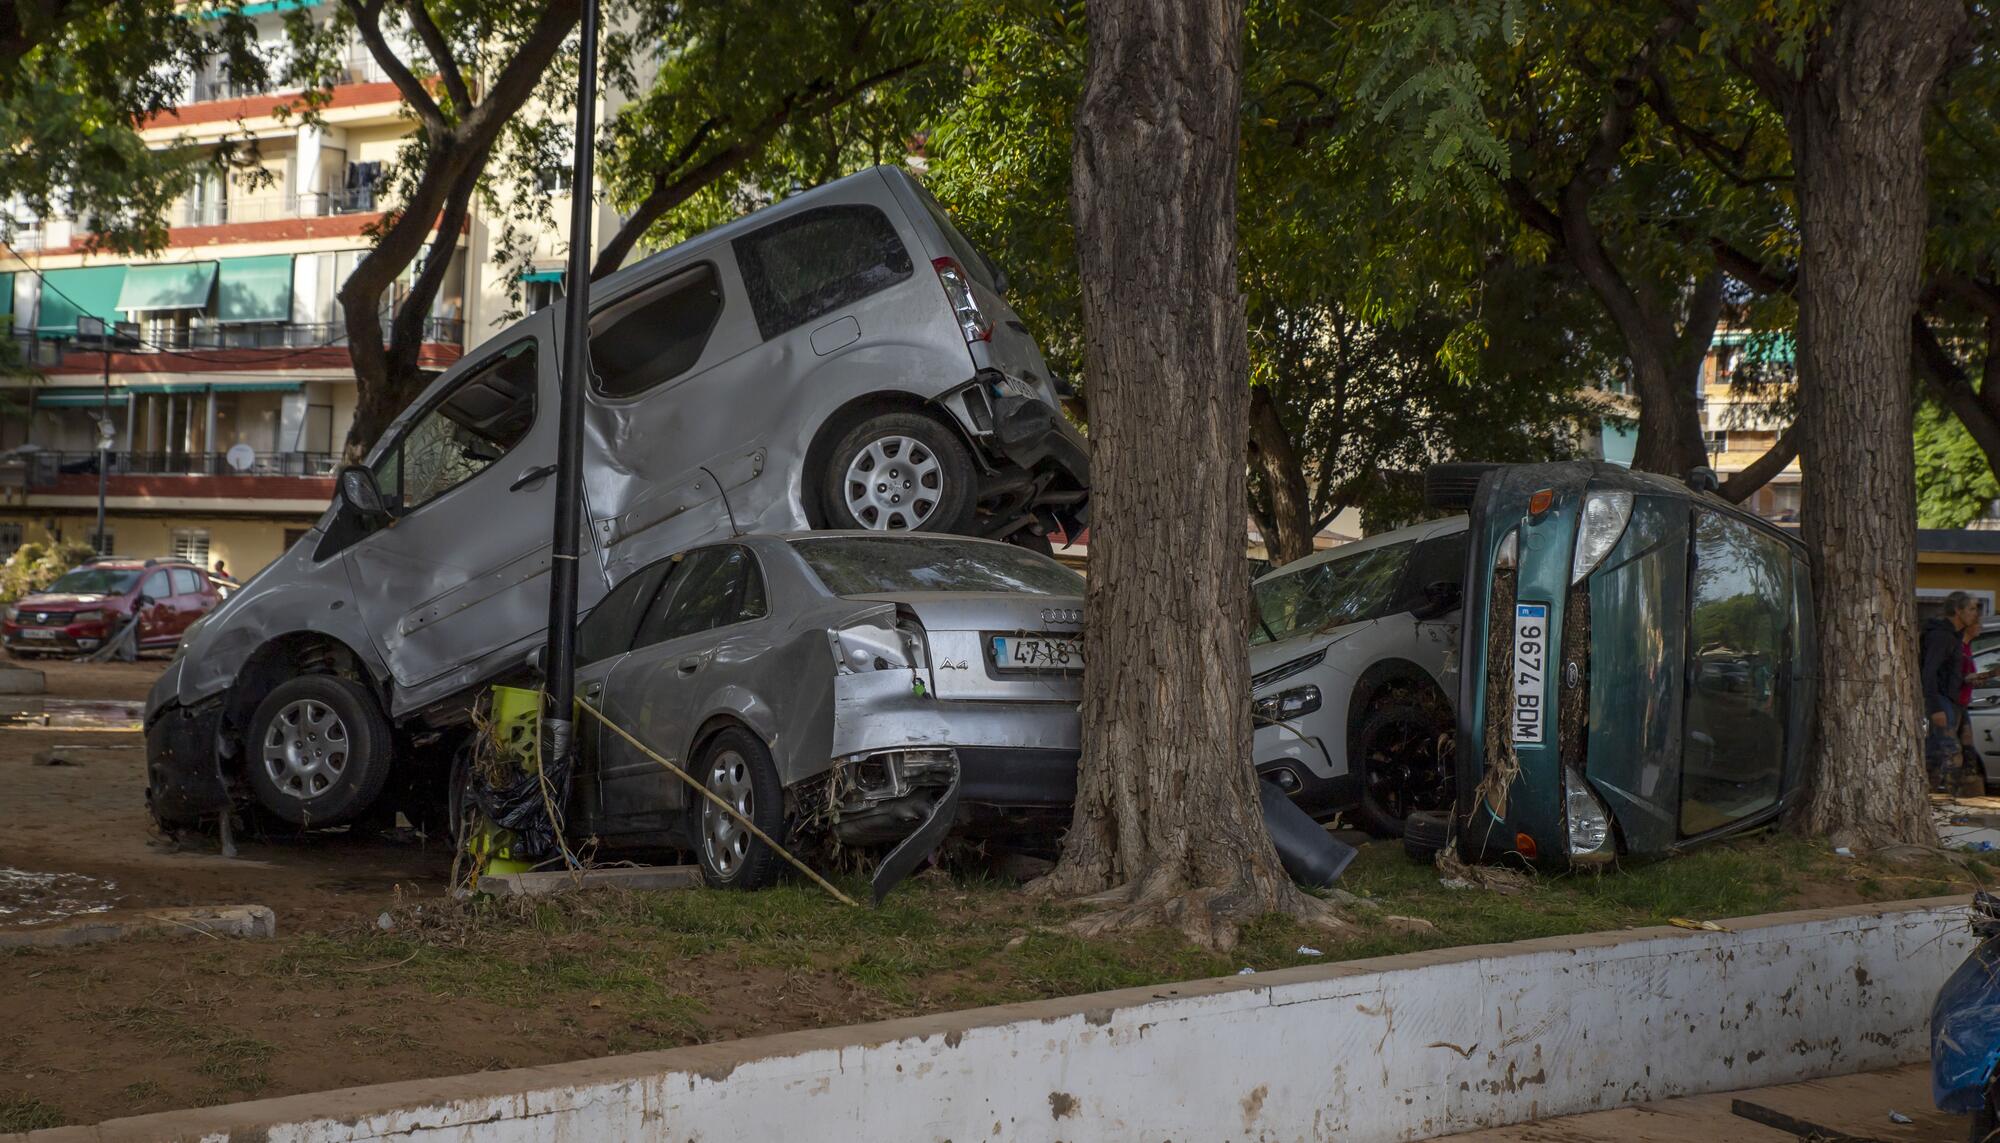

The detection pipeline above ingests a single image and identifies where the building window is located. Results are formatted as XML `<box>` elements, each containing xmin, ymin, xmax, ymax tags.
<box><xmin>0</xmin><ymin>524</ymin><xmax>21</xmax><ymax>558</ymax></box>
<box><xmin>524</xmin><ymin>276</ymin><xmax>565</xmax><ymax>313</ymax></box>
<box><xmin>89</xmin><ymin>528</ymin><xmax>113</xmax><ymax>555</ymax></box>
<box><xmin>171</xmin><ymin>528</ymin><xmax>210</xmax><ymax>567</ymax></box>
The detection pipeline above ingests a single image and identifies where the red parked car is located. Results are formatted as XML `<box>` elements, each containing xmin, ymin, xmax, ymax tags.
<box><xmin>3</xmin><ymin>557</ymin><xmax>221</xmax><ymax>658</ymax></box>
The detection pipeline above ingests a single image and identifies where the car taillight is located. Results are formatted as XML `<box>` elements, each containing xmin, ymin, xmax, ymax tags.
<box><xmin>932</xmin><ymin>257</ymin><xmax>992</xmax><ymax>343</ymax></box>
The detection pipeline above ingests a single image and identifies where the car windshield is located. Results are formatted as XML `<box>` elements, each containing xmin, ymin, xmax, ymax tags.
<box><xmin>1250</xmin><ymin>541</ymin><xmax>1412</xmax><ymax>645</ymax></box>
<box><xmin>43</xmin><ymin>568</ymin><xmax>140</xmax><ymax>595</ymax></box>
<box><xmin>793</xmin><ymin>537</ymin><xmax>1083</xmax><ymax>597</ymax></box>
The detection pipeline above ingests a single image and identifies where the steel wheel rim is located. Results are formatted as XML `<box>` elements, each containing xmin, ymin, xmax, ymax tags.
<box><xmin>701</xmin><ymin>749</ymin><xmax>755</xmax><ymax>876</ymax></box>
<box><xmin>260</xmin><ymin>698</ymin><xmax>350</xmax><ymax>801</ymax></box>
<box><xmin>1364</xmin><ymin>712</ymin><xmax>1454</xmax><ymax>820</ymax></box>
<box><xmin>843</xmin><ymin>435</ymin><xmax>942</xmax><ymax>531</ymax></box>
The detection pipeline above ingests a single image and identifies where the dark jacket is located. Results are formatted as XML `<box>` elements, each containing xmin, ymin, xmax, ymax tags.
<box><xmin>1922</xmin><ymin>616</ymin><xmax>1967</xmax><ymax>718</ymax></box>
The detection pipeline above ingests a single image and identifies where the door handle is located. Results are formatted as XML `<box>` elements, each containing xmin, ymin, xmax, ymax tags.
<box><xmin>581</xmin><ymin>681</ymin><xmax>602</xmax><ymax>699</ymax></box>
<box><xmin>510</xmin><ymin>463</ymin><xmax>557</xmax><ymax>492</ymax></box>
<box><xmin>677</xmin><ymin>656</ymin><xmax>703</xmax><ymax>674</ymax></box>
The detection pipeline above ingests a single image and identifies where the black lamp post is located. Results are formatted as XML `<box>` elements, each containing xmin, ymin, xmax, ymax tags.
<box><xmin>541</xmin><ymin>0</ymin><xmax>600</xmax><ymax>788</ymax></box>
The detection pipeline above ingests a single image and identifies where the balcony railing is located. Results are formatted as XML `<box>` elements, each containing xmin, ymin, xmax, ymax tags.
<box><xmin>143</xmin><ymin>317</ymin><xmax>462</xmax><ymax>351</ymax></box>
<box><xmin>176</xmin><ymin>186</ymin><xmax>380</xmax><ymax>228</ymax></box>
<box><xmin>24</xmin><ymin>450</ymin><xmax>339</xmax><ymax>488</ymax></box>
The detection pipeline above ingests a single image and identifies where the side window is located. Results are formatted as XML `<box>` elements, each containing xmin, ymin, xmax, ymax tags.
<box><xmin>1404</xmin><ymin>530</ymin><xmax>1469</xmax><ymax>607</ymax></box>
<box><xmin>141</xmin><ymin>571</ymin><xmax>170</xmax><ymax>601</ymax></box>
<box><xmin>633</xmin><ymin>546</ymin><xmax>762</xmax><ymax>649</ymax></box>
<box><xmin>590</xmin><ymin>265</ymin><xmax>725</xmax><ymax>399</ymax></box>
<box><xmin>1680</xmin><ymin>511</ymin><xmax>1793</xmax><ymax>836</ymax></box>
<box><xmin>733</xmin><ymin>204</ymin><xmax>914</xmax><ymax>339</ymax></box>
<box><xmin>169</xmin><ymin>568</ymin><xmax>202</xmax><ymax>595</ymax></box>
<box><xmin>576</xmin><ymin>561</ymin><xmax>673</xmax><ymax>666</ymax></box>
<box><xmin>372</xmin><ymin>341</ymin><xmax>538</xmax><ymax>512</ymax></box>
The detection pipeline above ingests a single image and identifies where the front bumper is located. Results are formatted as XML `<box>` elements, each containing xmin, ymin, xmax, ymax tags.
<box><xmin>2</xmin><ymin>623</ymin><xmax>109</xmax><ymax>653</ymax></box>
<box><xmin>145</xmin><ymin>695</ymin><xmax>231</xmax><ymax>827</ymax></box>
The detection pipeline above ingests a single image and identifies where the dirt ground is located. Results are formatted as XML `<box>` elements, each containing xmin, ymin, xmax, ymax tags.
<box><xmin>0</xmin><ymin>658</ymin><xmax>1991</xmax><ymax>1132</ymax></box>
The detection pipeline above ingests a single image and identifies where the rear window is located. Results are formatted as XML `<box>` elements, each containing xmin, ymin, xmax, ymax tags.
<box><xmin>733</xmin><ymin>204</ymin><xmax>913</xmax><ymax>339</ymax></box>
<box><xmin>792</xmin><ymin>537</ymin><xmax>1082</xmax><ymax>597</ymax></box>
<box><xmin>45</xmin><ymin>568</ymin><xmax>139</xmax><ymax>595</ymax></box>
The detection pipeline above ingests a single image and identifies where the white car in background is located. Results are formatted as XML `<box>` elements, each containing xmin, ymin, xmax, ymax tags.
<box><xmin>1963</xmin><ymin>620</ymin><xmax>2000</xmax><ymax>788</ymax></box>
<box><xmin>1250</xmin><ymin>516</ymin><xmax>1466</xmax><ymax>836</ymax></box>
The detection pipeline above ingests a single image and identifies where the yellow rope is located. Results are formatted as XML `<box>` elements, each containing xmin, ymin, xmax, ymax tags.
<box><xmin>574</xmin><ymin>696</ymin><xmax>860</xmax><ymax>908</ymax></box>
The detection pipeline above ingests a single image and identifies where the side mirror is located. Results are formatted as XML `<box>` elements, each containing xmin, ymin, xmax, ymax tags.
<box><xmin>1410</xmin><ymin>580</ymin><xmax>1463</xmax><ymax>621</ymax></box>
<box><xmin>337</xmin><ymin>464</ymin><xmax>389</xmax><ymax>522</ymax></box>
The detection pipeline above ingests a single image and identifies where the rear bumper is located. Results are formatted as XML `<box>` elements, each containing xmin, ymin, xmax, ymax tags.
<box><xmin>951</xmin><ymin>378</ymin><xmax>1090</xmax><ymax>532</ymax></box>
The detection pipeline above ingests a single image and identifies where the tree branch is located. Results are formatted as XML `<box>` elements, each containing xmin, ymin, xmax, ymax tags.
<box><xmin>1717</xmin><ymin>420</ymin><xmax>1801</xmax><ymax>503</ymax></box>
<box><xmin>343</xmin><ymin>0</ymin><xmax>444</xmax><ymax>129</ymax></box>
<box><xmin>457</xmin><ymin>0</ymin><xmax>583</xmax><ymax>143</ymax></box>
<box><xmin>1710</xmin><ymin>237</ymin><xmax>1796</xmax><ymax>294</ymax></box>
<box><xmin>402</xmin><ymin>0</ymin><xmax>471</xmax><ymax>114</ymax></box>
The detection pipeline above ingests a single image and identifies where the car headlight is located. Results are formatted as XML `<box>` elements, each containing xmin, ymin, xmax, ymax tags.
<box><xmin>1564</xmin><ymin>766</ymin><xmax>1613</xmax><ymax>861</ymax></box>
<box><xmin>1570</xmin><ymin>489</ymin><xmax>1634</xmax><ymax>583</ymax></box>
<box><xmin>1252</xmin><ymin>685</ymin><xmax>1322</xmax><ymax>725</ymax></box>
<box><xmin>2</xmin><ymin>606</ymin><xmax>15</xmax><ymax>622</ymax></box>
<box><xmin>72</xmin><ymin>609</ymin><xmax>104</xmax><ymax>624</ymax></box>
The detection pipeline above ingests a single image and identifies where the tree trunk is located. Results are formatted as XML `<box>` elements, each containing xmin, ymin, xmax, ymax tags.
<box><xmin>1782</xmin><ymin>0</ymin><xmax>1960</xmax><ymax>847</ymax></box>
<box><xmin>1247</xmin><ymin>386</ymin><xmax>1315</xmax><ymax>566</ymax></box>
<box><xmin>1627</xmin><ymin>348</ymin><xmax>1710</xmax><ymax>476</ymax></box>
<box><xmin>1037</xmin><ymin>0</ymin><xmax>1339</xmax><ymax>949</ymax></box>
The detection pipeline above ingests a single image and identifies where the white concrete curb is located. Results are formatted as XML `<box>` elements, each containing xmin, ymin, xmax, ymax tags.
<box><xmin>20</xmin><ymin>896</ymin><xmax>1976</xmax><ymax>1142</ymax></box>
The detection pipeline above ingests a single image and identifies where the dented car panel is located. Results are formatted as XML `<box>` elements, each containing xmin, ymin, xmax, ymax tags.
<box><xmin>566</xmin><ymin>533</ymin><xmax>1082</xmax><ymax>857</ymax></box>
<box><xmin>144</xmin><ymin>165</ymin><xmax>1087</xmax><ymax>831</ymax></box>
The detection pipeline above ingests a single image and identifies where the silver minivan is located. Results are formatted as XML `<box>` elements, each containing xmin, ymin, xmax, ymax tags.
<box><xmin>145</xmin><ymin>165</ymin><xmax>1088</xmax><ymax>831</ymax></box>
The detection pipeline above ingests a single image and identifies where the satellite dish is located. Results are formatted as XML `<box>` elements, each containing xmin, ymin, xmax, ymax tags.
<box><xmin>225</xmin><ymin>443</ymin><xmax>257</xmax><ymax>473</ymax></box>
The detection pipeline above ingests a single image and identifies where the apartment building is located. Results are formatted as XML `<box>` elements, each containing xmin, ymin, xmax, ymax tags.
<box><xmin>0</xmin><ymin>6</ymin><xmax>615</xmax><ymax>577</ymax></box>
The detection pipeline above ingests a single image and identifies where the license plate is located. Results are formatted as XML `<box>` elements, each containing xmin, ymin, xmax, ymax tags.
<box><xmin>1511</xmin><ymin>603</ymin><xmax>1548</xmax><ymax>744</ymax></box>
<box><xmin>19</xmin><ymin>629</ymin><xmax>58</xmax><ymax>641</ymax></box>
<box><xmin>991</xmin><ymin>634</ymin><xmax>1084</xmax><ymax>671</ymax></box>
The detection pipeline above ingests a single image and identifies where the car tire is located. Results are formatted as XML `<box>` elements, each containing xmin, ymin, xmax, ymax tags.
<box><xmin>689</xmin><ymin>726</ymin><xmax>787</xmax><ymax>890</ymax></box>
<box><xmin>817</xmin><ymin>411</ymin><xmax>978</xmax><ymax>534</ymax></box>
<box><xmin>244</xmin><ymin>675</ymin><xmax>394</xmax><ymax>827</ymax></box>
<box><xmin>1404</xmin><ymin>809</ymin><xmax>1451</xmax><ymax>864</ymax></box>
<box><xmin>1354</xmin><ymin>693</ymin><xmax>1456</xmax><ymax>837</ymax></box>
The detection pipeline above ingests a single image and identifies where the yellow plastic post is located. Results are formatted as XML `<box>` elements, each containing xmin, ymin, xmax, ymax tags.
<box><xmin>464</xmin><ymin>686</ymin><xmax>546</xmax><ymax>878</ymax></box>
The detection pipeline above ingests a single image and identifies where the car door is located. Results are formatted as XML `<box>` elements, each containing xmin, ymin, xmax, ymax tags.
<box><xmin>568</xmin><ymin>558</ymin><xmax>678</xmax><ymax>837</ymax></box>
<box><xmin>136</xmin><ymin>569</ymin><xmax>174</xmax><ymax>645</ymax></box>
<box><xmin>595</xmin><ymin>545</ymin><xmax>770</xmax><ymax>839</ymax></box>
<box><xmin>581</xmin><ymin>260</ymin><xmax>761</xmax><ymax>584</ymax></box>
<box><xmin>340</xmin><ymin>316</ymin><xmax>568</xmax><ymax>691</ymax></box>
<box><xmin>167</xmin><ymin>567</ymin><xmax>206</xmax><ymax>639</ymax></box>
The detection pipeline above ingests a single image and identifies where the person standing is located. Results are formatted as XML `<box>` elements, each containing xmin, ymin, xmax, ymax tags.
<box><xmin>1922</xmin><ymin>591</ymin><xmax>1980</xmax><ymax>793</ymax></box>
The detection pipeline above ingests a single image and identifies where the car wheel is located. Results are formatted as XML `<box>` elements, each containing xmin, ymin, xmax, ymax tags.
<box><xmin>818</xmin><ymin>411</ymin><xmax>977</xmax><ymax>534</ymax></box>
<box><xmin>244</xmin><ymin>675</ymin><xmax>394</xmax><ymax>827</ymax></box>
<box><xmin>1355</xmin><ymin>694</ymin><xmax>1456</xmax><ymax>837</ymax></box>
<box><xmin>689</xmin><ymin>726</ymin><xmax>786</xmax><ymax>890</ymax></box>
<box><xmin>1403</xmin><ymin>809</ymin><xmax>1451</xmax><ymax>864</ymax></box>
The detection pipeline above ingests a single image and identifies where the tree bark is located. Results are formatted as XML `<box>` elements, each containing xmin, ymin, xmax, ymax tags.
<box><xmin>1037</xmin><ymin>0</ymin><xmax>1339</xmax><ymax>949</ymax></box>
<box><xmin>1770</xmin><ymin>0</ymin><xmax>1961</xmax><ymax>847</ymax></box>
<box><xmin>1246</xmin><ymin>386</ymin><xmax>1315</xmax><ymax>565</ymax></box>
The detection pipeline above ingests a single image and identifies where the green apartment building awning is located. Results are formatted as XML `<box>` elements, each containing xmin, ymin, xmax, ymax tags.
<box><xmin>35</xmin><ymin>265</ymin><xmax>127</xmax><ymax>336</ymax></box>
<box><xmin>521</xmin><ymin>269</ymin><xmax>565</xmax><ymax>283</ymax></box>
<box><xmin>116</xmin><ymin>262</ymin><xmax>217</xmax><ymax>312</ymax></box>
<box><xmin>0</xmin><ymin>273</ymin><xmax>12</xmax><ymax>319</ymax></box>
<box><xmin>216</xmin><ymin>255</ymin><xmax>293</xmax><ymax>323</ymax></box>
<box><xmin>34</xmin><ymin>390</ymin><xmax>128</xmax><ymax>407</ymax></box>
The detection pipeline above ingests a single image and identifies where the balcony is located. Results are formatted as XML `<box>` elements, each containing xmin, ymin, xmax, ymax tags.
<box><xmin>176</xmin><ymin>187</ymin><xmax>381</xmax><ymax>228</ymax></box>
<box><xmin>26</xmin><ymin>451</ymin><xmax>339</xmax><ymax>487</ymax></box>
<box><xmin>142</xmin><ymin>317</ymin><xmax>463</xmax><ymax>351</ymax></box>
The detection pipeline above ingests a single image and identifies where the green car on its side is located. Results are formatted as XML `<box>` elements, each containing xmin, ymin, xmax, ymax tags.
<box><xmin>1442</xmin><ymin>461</ymin><xmax>1817</xmax><ymax>867</ymax></box>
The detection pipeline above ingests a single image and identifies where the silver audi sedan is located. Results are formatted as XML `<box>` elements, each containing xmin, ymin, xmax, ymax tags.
<box><xmin>566</xmin><ymin>532</ymin><xmax>1084</xmax><ymax>894</ymax></box>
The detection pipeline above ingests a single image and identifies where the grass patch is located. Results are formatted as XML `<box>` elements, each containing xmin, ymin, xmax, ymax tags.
<box><xmin>249</xmin><ymin>835</ymin><xmax>1996</xmax><ymax>1055</ymax></box>
<box><xmin>0</xmin><ymin>1093</ymin><xmax>66</xmax><ymax>1132</ymax></box>
<box><xmin>107</xmin><ymin>1003</ymin><xmax>275</xmax><ymax>1096</ymax></box>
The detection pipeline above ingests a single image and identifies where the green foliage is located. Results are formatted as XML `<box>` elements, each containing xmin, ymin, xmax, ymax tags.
<box><xmin>0</xmin><ymin>3</ymin><xmax>265</xmax><ymax>256</ymax></box>
<box><xmin>1917</xmin><ymin>403</ymin><xmax>2000</xmax><ymax>529</ymax></box>
<box><xmin>0</xmin><ymin>540</ymin><xmax>99</xmax><ymax>606</ymax></box>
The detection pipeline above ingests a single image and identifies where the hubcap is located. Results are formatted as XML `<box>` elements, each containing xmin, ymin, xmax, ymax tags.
<box><xmin>843</xmin><ymin>436</ymin><xmax>942</xmax><ymax>531</ymax></box>
<box><xmin>1364</xmin><ymin>712</ymin><xmax>1455</xmax><ymax>822</ymax></box>
<box><xmin>260</xmin><ymin>699</ymin><xmax>351</xmax><ymax>801</ymax></box>
<box><xmin>701</xmin><ymin>749</ymin><xmax>755</xmax><ymax>877</ymax></box>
